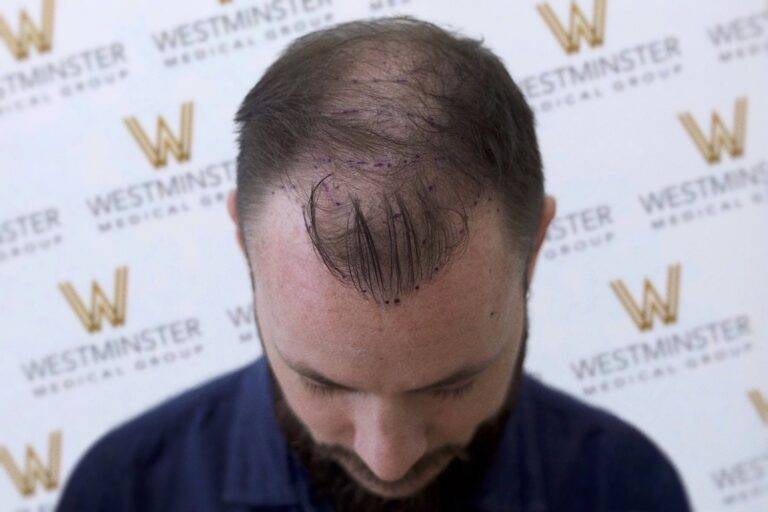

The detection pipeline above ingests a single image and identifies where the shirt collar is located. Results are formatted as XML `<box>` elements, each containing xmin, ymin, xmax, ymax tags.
<box><xmin>222</xmin><ymin>356</ymin><xmax>299</xmax><ymax>507</ymax></box>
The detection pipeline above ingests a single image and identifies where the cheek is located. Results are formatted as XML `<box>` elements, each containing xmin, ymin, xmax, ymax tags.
<box><xmin>428</xmin><ymin>382</ymin><xmax>506</xmax><ymax>441</ymax></box>
<box><xmin>430</xmin><ymin>348</ymin><xmax>517</xmax><ymax>441</ymax></box>
<box><xmin>292</xmin><ymin>395</ymin><xmax>352</xmax><ymax>444</ymax></box>
<box><xmin>268</xmin><ymin>354</ymin><xmax>352</xmax><ymax>443</ymax></box>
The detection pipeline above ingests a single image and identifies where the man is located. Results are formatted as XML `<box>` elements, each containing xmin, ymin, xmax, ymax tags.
<box><xmin>57</xmin><ymin>16</ymin><xmax>691</xmax><ymax>512</ymax></box>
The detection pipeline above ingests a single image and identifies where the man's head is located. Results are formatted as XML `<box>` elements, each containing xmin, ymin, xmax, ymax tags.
<box><xmin>227</xmin><ymin>15</ymin><xmax>555</xmax><ymax>507</ymax></box>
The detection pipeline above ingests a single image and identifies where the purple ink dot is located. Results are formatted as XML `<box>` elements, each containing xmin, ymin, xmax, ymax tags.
<box><xmin>415</xmin><ymin>285</ymin><xmax>419</xmax><ymax>290</ymax></box>
<box><xmin>427</xmin><ymin>184</ymin><xmax>434</xmax><ymax>191</ymax></box>
<box><xmin>394</xmin><ymin>298</ymin><xmax>400</xmax><ymax>304</ymax></box>
<box><xmin>334</xmin><ymin>202</ymin><xmax>341</xmax><ymax>206</ymax></box>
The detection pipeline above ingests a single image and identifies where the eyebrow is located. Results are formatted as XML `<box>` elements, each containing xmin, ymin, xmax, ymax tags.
<box><xmin>274</xmin><ymin>341</ymin><xmax>506</xmax><ymax>394</ymax></box>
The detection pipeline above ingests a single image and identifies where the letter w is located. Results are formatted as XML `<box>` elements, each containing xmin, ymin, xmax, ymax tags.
<box><xmin>0</xmin><ymin>0</ymin><xmax>54</xmax><ymax>60</ymax></box>
<box><xmin>610</xmin><ymin>263</ymin><xmax>681</xmax><ymax>331</ymax></box>
<box><xmin>678</xmin><ymin>97</ymin><xmax>747</xmax><ymax>164</ymax></box>
<box><xmin>537</xmin><ymin>0</ymin><xmax>606</xmax><ymax>54</ymax></box>
<box><xmin>748</xmin><ymin>389</ymin><xmax>768</xmax><ymax>426</ymax></box>
<box><xmin>124</xmin><ymin>102</ymin><xmax>193</xmax><ymax>168</ymax></box>
<box><xmin>0</xmin><ymin>431</ymin><xmax>62</xmax><ymax>497</ymax></box>
<box><xmin>58</xmin><ymin>266</ymin><xmax>128</xmax><ymax>333</ymax></box>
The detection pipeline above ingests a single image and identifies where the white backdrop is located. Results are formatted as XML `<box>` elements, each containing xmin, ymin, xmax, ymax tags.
<box><xmin>0</xmin><ymin>1</ymin><xmax>766</xmax><ymax>511</ymax></box>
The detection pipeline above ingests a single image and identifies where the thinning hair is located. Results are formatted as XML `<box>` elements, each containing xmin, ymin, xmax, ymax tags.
<box><xmin>234</xmin><ymin>15</ymin><xmax>544</xmax><ymax>304</ymax></box>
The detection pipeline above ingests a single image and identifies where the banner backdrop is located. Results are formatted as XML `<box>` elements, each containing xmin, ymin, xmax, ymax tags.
<box><xmin>1</xmin><ymin>1</ymin><xmax>766</xmax><ymax>510</ymax></box>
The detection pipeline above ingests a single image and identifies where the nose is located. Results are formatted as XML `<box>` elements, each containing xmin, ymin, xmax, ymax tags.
<box><xmin>352</xmin><ymin>396</ymin><xmax>428</xmax><ymax>482</ymax></box>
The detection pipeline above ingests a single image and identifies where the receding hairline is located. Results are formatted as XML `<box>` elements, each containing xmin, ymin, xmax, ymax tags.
<box><xmin>234</xmin><ymin>15</ymin><xmax>544</xmax><ymax>305</ymax></box>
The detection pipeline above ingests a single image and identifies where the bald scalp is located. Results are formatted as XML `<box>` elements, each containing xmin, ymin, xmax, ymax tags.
<box><xmin>234</xmin><ymin>17</ymin><xmax>544</xmax><ymax>305</ymax></box>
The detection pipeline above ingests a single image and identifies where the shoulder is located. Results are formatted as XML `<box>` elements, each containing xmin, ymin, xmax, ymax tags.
<box><xmin>520</xmin><ymin>374</ymin><xmax>692</xmax><ymax>511</ymax></box>
<box><xmin>56</xmin><ymin>362</ymin><xmax>254</xmax><ymax>511</ymax></box>
<box><xmin>523</xmin><ymin>373</ymin><xmax>646</xmax><ymax>441</ymax></box>
<box><xmin>90</xmin><ymin>361</ymin><xmax>248</xmax><ymax>465</ymax></box>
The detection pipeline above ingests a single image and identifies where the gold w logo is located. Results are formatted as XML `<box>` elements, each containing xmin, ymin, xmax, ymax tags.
<box><xmin>537</xmin><ymin>0</ymin><xmax>606</xmax><ymax>54</ymax></box>
<box><xmin>610</xmin><ymin>264</ymin><xmax>681</xmax><ymax>331</ymax></box>
<box><xmin>0</xmin><ymin>0</ymin><xmax>54</xmax><ymax>61</ymax></box>
<box><xmin>59</xmin><ymin>266</ymin><xmax>128</xmax><ymax>333</ymax></box>
<box><xmin>124</xmin><ymin>102</ymin><xmax>194</xmax><ymax>168</ymax></box>
<box><xmin>678</xmin><ymin>97</ymin><xmax>747</xmax><ymax>164</ymax></box>
<box><xmin>748</xmin><ymin>389</ymin><xmax>768</xmax><ymax>426</ymax></box>
<box><xmin>0</xmin><ymin>431</ymin><xmax>62</xmax><ymax>497</ymax></box>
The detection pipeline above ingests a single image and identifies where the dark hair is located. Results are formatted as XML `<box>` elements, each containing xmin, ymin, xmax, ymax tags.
<box><xmin>234</xmin><ymin>15</ymin><xmax>543</xmax><ymax>304</ymax></box>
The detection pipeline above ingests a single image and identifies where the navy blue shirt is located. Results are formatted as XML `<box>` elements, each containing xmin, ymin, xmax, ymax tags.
<box><xmin>56</xmin><ymin>356</ymin><xmax>691</xmax><ymax>511</ymax></box>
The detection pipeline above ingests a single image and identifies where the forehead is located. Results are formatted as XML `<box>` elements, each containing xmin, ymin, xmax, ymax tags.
<box><xmin>249</xmin><ymin>192</ymin><xmax>521</xmax><ymax>386</ymax></box>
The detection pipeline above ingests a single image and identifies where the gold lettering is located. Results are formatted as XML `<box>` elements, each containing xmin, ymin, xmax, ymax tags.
<box><xmin>124</xmin><ymin>102</ymin><xmax>194</xmax><ymax>168</ymax></box>
<box><xmin>748</xmin><ymin>389</ymin><xmax>768</xmax><ymax>426</ymax></box>
<box><xmin>679</xmin><ymin>97</ymin><xmax>747</xmax><ymax>164</ymax></box>
<box><xmin>59</xmin><ymin>266</ymin><xmax>128</xmax><ymax>333</ymax></box>
<box><xmin>0</xmin><ymin>431</ymin><xmax>62</xmax><ymax>497</ymax></box>
<box><xmin>0</xmin><ymin>0</ymin><xmax>55</xmax><ymax>60</ymax></box>
<box><xmin>537</xmin><ymin>0</ymin><xmax>606</xmax><ymax>54</ymax></box>
<box><xmin>610</xmin><ymin>263</ymin><xmax>681</xmax><ymax>331</ymax></box>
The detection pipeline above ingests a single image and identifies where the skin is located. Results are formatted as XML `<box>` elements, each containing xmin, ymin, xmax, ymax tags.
<box><xmin>226</xmin><ymin>189</ymin><xmax>556</xmax><ymax>499</ymax></box>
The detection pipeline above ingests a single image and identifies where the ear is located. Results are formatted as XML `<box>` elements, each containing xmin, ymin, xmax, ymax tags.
<box><xmin>526</xmin><ymin>195</ymin><xmax>556</xmax><ymax>286</ymax></box>
<box><xmin>227</xmin><ymin>190</ymin><xmax>245</xmax><ymax>254</ymax></box>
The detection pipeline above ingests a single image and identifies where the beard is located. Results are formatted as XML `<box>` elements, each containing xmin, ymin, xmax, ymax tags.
<box><xmin>267</xmin><ymin>311</ymin><xmax>530</xmax><ymax>512</ymax></box>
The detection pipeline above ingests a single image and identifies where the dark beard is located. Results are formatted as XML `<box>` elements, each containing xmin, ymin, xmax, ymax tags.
<box><xmin>268</xmin><ymin>315</ymin><xmax>529</xmax><ymax>512</ymax></box>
